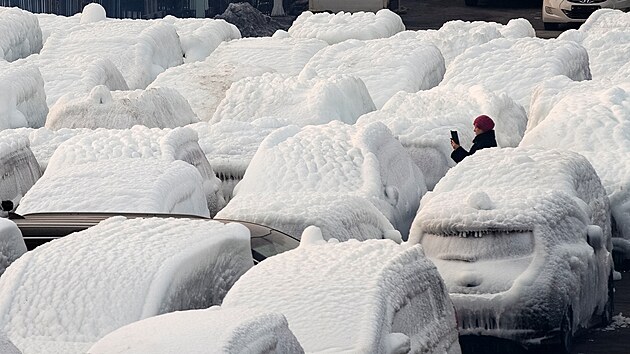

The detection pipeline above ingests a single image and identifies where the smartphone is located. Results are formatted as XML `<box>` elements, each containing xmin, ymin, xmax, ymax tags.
<box><xmin>450</xmin><ymin>130</ymin><xmax>459</xmax><ymax>145</ymax></box>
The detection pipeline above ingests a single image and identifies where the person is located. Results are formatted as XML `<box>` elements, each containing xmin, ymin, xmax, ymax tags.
<box><xmin>451</xmin><ymin>114</ymin><xmax>497</xmax><ymax>163</ymax></box>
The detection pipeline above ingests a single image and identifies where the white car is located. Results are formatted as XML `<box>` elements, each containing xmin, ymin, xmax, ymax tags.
<box><xmin>542</xmin><ymin>0</ymin><xmax>630</xmax><ymax>30</ymax></box>
<box><xmin>410</xmin><ymin>148</ymin><xmax>614</xmax><ymax>353</ymax></box>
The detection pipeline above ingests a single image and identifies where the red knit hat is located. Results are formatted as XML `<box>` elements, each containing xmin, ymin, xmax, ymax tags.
<box><xmin>474</xmin><ymin>115</ymin><xmax>495</xmax><ymax>132</ymax></box>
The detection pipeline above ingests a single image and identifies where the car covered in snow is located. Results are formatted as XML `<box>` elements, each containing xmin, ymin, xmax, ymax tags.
<box><xmin>0</xmin><ymin>135</ymin><xmax>41</xmax><ymax>206</ymax></box>
<box><xmin>410</xmin><ymin>148</ymin><xmax>614</xmax><ymax>353</ymax></box>
<box><xmin>542</xmin><ymin>0</ymin><xmax>630</xmax><ymax>30</ymax></box>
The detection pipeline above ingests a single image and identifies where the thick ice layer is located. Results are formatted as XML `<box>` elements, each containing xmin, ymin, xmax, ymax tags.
<box><xmin>16</xmin><ymin>158</ymin><xmax>210</xmax><ymax>216</ymax></box>
<box><xmin>89</xmin><ymin>307</ymin><xmax>303</xmax><ymax>354</ymax></box>
<box><xmin>521</xmin><ymin>83</ymin><xmax>630</xmax><ymax>240</ymax></box>
<box><xmin>440</xmin><ymin>37</ymin><xmax>591</xmax><ymax>113</ymax></box>
<box><xmin>188</xmin><ymin>120</ymin><xmax>284</xmax><ymax>201</ymax></box>
<box><xmin>393</xmin><ymin>18</ymin><xmax>534</xmax><ymax>67</ymax></box>
<box><xmin>357</xmin><ymin>84</ymin><xmax>527</xmax><ymax>189</ymax></box>
<box><xmin>40</xmin><ymin>19</ymin><xmax>183</xmax><ymax>89</ymax></box>
<box><xmin>0</xmin><ymin>134</ymin><xmax>41</xmax><ymax>204</ymax></box>
<box><xmin>211</xmin><ymin>73</ymin><xmax>376</xmax><ymax>125</ymax></box>
<box><xmin>45</xmin><ymin>126</ymin><xmax>224</xmax><ymax>216</ymax></box>
<box><xmin>149</xmin><ymin>60</ymin><xmax>274</xmax><ymax>122</ymax></box>
<box><xmin>576</xmin><ymin>8</ymin><xmax>630</xmax><ymax>33</ymax></box>
<box><xmin>207</xmin><ymin>37</ymin><xmax>328</xmax><ymax>76</ymax></box>
<box><xmin>45</xmin><ymin>86</ymin><xmax>198</xmax><ymax>130</ymax></box>
<box><xmin>300</xmin><ymin>37</ymin><xmax>444</xmax><ymax>108</ymax></box>
<box><xmin>161</xmin><ymin>16</ymin><xmax>241</xmax><ymax>63</ymax></box>
<box><xmin>411</xmin><ymin>148</ymin><xmax>612</xmax><ymax>341</ymax></box>
<box><xmin>0</xmin><ymin>219</ymin><xmax>27</xmax><ymax>277</ymax></box>
<box><xmin>0</xmin><ymin>62</ymin><xmax>47</xmax><ymax>129</ymax></box>
<box><xmin>222</xmin><ymin>234</ymin><xmax>459</xmax><ymax>353</ymax></box>
<box><xmin>217</xmin><ymin>121</ymin><xmax>426</xmax><ymax>240</ymax></box>
<box><xmin>0</xmin><ymin>217</ymin><xmax>252</xmax><ymax>353</ymax></box>
<box><xmin>0</xmin><ymin>7</ymin><xmax>43</xmax><ymax>62</ymax></box>
<box><xmin>287</xmin><ymin>9</ymin><xmax>405</xmax><ymax>44</ymax></box>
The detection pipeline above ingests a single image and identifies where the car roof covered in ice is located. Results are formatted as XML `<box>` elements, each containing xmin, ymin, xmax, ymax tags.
<box><xmin>0</xmin><ymin>6</ymin><xmax>42</xmax><ymax>62</ymax></box>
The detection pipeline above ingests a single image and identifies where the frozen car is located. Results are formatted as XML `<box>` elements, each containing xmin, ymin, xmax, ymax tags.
<box><xmin>0</xmin><ymin>216</ymin><xmax>254</xmax><ymax>354</ymax></box>
<box><xmin>410</xmin><ymin>148</ymin><xmax>614</xmax><ymax>353</ymax></box>
<box><xmin>222</xmin><ymin>226</ymin><xmax>461</xmax><ymax>353</ymax></box>
<box><xmin>542</xmin><ymin>0</ymin><xmax>630</xmax><ymax>30</ymax></box>
<box><xmin>0</xmin><ymin>135</ymin><xmax>41</xmax><ymax>206</ymax></box>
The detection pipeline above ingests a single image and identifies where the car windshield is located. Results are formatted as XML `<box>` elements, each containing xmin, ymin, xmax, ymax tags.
<box><xmin>251</xmin><ymin>233</ymin><xmax>299</xmax><ymax>262</ymax></box>
<box><xmin>421</xmin><ymin>230</ymin><xmax>534</xmax><ymax>262</ymax></box>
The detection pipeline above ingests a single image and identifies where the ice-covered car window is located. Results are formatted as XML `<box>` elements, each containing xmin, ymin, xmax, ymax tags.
<box><xmin>422</xmin><ymin>230</ymin><xmax>534</xmax><ymax>262</ymax></box>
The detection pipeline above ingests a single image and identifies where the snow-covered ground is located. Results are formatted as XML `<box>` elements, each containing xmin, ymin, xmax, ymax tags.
<box><xmin>0</xmin><ymin>217</ymin><xmax>253</xmax><ymax>353</ymax></box>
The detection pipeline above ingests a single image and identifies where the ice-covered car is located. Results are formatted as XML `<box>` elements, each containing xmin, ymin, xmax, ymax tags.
<box><xmin>542</xmin><ymin>0</ymin><xmax>630</xmax><ymax>30</ymax></box>
<box><xmin>221</xmin><ymin>226</ymin><xmax>461</xmax><ymax>353</ymax></box>
<box><xmin>410</xmin><ymin>148</ymin><xmax>614</xmax><ymax>353</ymax></box>
<box><xmin>0</xmin><ymin>135</ymin><xmax>41</xmax><ymax>206</ymax></box>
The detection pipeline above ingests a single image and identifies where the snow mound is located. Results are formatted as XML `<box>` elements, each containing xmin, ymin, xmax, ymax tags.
<box><xmin>41</xmin><ymin>19</ymin><xmax>183</xmax><ymax>89</ymax></box>
<box><xmin>0</xmin><ymin>219</ymin><xmax>27</xmax><ymax>277</ymax></box>
<box><xmin>520</xmin><ymin>82</ymin><xmax>630</xmax><ymax>240</ymax></box>
<box><xmin>393</xmin><ymin>18</ymin><xmax>534</xmax><ymax>67</ymax></box>
<box><xmin>217</xmin><ymin>121</ymin><xmax>426</xmax><ymax>240</ymax></box>
<box><xmin>89</xmin><ymin>307</ymin><xmax>303</xmax><ymax>354</ymax></box>
<box><xmin>288</xmin><ymin>9</ymin><xmax>405</xmax><ymax>44</ymax></box>
<box><xmin>16</xmin><ymin>158</ymin><xmax>210</xmax><ymax>217</ymax></box>
<box><xmin>357</xmin><ymin>84</ymin><xmax>527</xmax><ymax>189</ymax></box>
<box><xmin>45</xmin><ymin>126</ymin><xmax>225</xmax><ymax>216</ymax></box>
<box><xmin>149</xmin><ymin>60</ymin><xmax>274</xmax><ymax>122</ymax></box>
<box><xmin>0</xmin><ymin>62</ymin><xmax>47</xmax><ymax>129</ymax></box>
<box><xmin>214</xmin><ymin>2</ymin><xmax>284</xmax><ymax>38</ymax></box>
<box><xmin>188</xmin><ymin>120</ymin><xmax>282</xmax><ymax>201</ymax></box>
<box><xmin>0</xmin><ymin>217</ymin><xmax>252</xmax><ymax>353</ymax></box>
<box><xmin>208</xmin><ymin>36</ymin><xmax>328</xmax><ymax>75</ymax></box>
<box><xmin>211</xmin><ymin>73</ymin><xmax>375</xmax><ymax>125</ymax></box>
<box><xmin>300</xmin><ymin>37</ymin><xmax>444</xmax><ymax>108</ymax></box>
<box><xmin>80</xmin><ymin>3</ymin><xmax>106</xmax><ymax>24</ymax></box>
<box><xmin>0</xmin><ymin>134</ymin><xmax>42</xmax><ymax>203</ymax></box>
<box><xmin>222</xmin><ymin>237</ymin><xmax>459</xmax><ymax>353</ymax></box>
<box><xmin>46</xmin><ymin>86</ymin><xmax>198</xmax><ymax>130</ymax></box>
<box><xmin>0</xmin><ymin>7</ymin><xmax>43</xmax><ymax>62</ymax></box>
<box><xmin>162</xmin><ymin>16</ymin><xmax>241</xmax><ymax>63</ymax></box>
<box><xmin>440</xmin><ymin>37</ymin><xmax>591</xmax><ymax>113</ymax></box>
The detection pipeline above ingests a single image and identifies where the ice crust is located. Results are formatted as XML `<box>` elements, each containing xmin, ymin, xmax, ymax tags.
<box><xmin>0</xmin><ymin>219</ymin><xmax>27</xmax><ymax>277</ymax></box>
<box><xmin>0</xmin><ymin>134</ymin><xmax>42</xmax><ymax>203</ymax></box>
<box><xmin>0</xmin><ymin>62</ymin><xmax>47</xmax><ymax>129</ymax></box>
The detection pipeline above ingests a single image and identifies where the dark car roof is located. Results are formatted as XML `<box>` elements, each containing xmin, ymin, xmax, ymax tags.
<box><xmin>12</xmin><ymin>212</ymin><xmax>300</xmax><ymax>262</ymax></box>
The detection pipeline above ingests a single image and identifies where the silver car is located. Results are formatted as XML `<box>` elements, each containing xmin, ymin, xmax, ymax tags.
<box><xmin>542</xmin><ymin>0</ymin><xmax>630</xmax><ymax>29</ymax></box>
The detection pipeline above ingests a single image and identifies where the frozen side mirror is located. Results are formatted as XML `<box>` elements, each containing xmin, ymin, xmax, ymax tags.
<box><xmin>587</xmin><ymin>225</ymin><xmax>603</xmax><ymax>250</ymax></box>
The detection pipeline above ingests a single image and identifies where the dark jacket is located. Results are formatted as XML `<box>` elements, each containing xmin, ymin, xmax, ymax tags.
<box><xmin>451</xmin><ymin>129</ymin><xmax>497</xmax><ymax>163</ymax></box>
